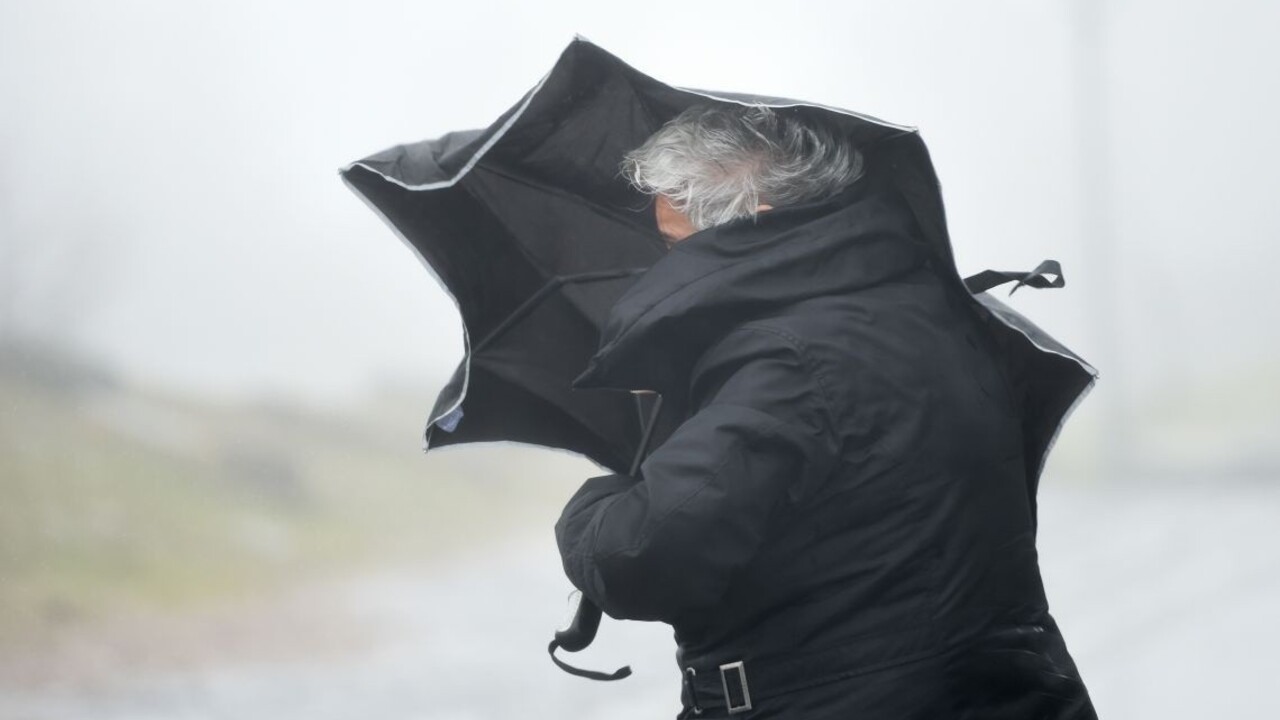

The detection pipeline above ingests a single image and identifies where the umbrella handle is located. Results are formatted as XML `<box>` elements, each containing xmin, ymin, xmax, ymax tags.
<box><xmin>548</xmin><ymin>601</ymin><xmax>631</xmax><ymax>681</ymax></box>
<box><xmin>548</xmin><ymin>393</ymin><xmax>664</xmax><ymax>681</ymax></box>
<box><xmin>554</xmin><ymin>594</ymin><xmax>604</xmax><ymax>652</ymax></box>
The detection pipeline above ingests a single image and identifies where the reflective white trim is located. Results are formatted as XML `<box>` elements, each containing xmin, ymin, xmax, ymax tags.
<box><xmin>339</xmin><ymin>34</ymin><xmax>915</xmax><ymax>193</ymax></box>
<box><xmin>338</xmin><ymin>66</ymin><xmax>555</xmax><ymax>192</ymax></box>
<box><xmin>969</xmin><ymin>290</ymin><xmax>1100</xmax><ymax>484</ymax></box>
<box><xmin>338</xmin><ymin>172</ymin><xmax>471</xmax><ymax>453</ymax></box>
<box><xmin>567</xmin><ymin>32</ymin><xmax>916</xmax><ymax>133</ymax></box>
<box><xmin>973</xmin><ymin>292</ymin><xmax>1100</xmax><ymax>378</ymax></box>
<box><xmin>1034</xmin><ymin>374</ymin><xmax>1098</xmax><ymax>483</ymax></box>
<box><xmin>411</xmin><ymin>436</ymin><xmax>622</xmax><ymax>476</ymax></box>
<box><xmin>338</xmin><ymin>33</ymin><xmax>920</xmax><ymax>455</ymax></box>
<box><xmin>675</xmin><ymin>87</ymin><xmax>917</xmax><ymax>133</ymax></box>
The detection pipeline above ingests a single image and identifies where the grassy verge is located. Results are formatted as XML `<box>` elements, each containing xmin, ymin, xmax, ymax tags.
<box><xmin>0</xmin><ymin>371</ymin><xmax>589</xmax><ymax>648</ymax></box>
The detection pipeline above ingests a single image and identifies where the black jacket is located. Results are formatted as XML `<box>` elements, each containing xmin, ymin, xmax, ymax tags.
<box><xmin>555</xmin><ymin>173</ymin><xmax>1097</xmax><ymax>719</ymax></box>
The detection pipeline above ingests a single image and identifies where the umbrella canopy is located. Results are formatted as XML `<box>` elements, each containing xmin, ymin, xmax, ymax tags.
<box><xmin>337</xmin><ymin>33</ymin><xmax>1097</xmax><ymax>522</ymax></box>
<box><xmin>338</xmin><ymin>62</ymin><xmax>674</xmax><ymax>474</ymax></box>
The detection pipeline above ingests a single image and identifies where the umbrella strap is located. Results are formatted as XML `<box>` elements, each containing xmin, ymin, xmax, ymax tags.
<box><xmin>962</xmin><ymin>259</ymin><xmax>1064</xmax><ymax>296</ymax></box>
<box><xmin>547</xmin><ymin>639</ymin><xmax>632</xmax><ymax>681</ymax></box>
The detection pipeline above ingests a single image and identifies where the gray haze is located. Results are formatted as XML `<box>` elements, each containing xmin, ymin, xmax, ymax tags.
<box><xmin>4</xmin><ymin>2</ymin><xmax>1280</xmax><ymax>717</ymax></box>
<box><xmin>2</xmin><ymin>0</ymin><xmax>1277</xmax><ymax>412</ymax></box>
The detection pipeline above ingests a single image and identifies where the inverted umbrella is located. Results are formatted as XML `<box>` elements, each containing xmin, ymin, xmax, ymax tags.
<box><xmin>337</xmin><ymin>34</ymin><xmax>1098</xmax><ymax>680</ymax></box>
<box><xmin>339</xmin><ymin>136</ymin><xmax>668</xmax><ymax>475</ymax></box>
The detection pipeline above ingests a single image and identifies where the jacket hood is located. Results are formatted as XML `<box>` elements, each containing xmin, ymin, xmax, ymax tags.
<box><xmin>571</xmin><ymin>174</ymin><xmax>932</xmax><ymax>394</ymax></box>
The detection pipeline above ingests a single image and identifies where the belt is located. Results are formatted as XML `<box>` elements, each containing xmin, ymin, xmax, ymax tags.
<box><xmin>678</xmin><ymin>622</ymin><xmax>944</xmax><ymax>716</ymax></box>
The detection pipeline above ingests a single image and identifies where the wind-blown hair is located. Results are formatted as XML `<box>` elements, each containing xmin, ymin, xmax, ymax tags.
<box><xmin>620</xmin><ymin>103</ymin><xmax>865</xmax><ymax>232</ymax></box>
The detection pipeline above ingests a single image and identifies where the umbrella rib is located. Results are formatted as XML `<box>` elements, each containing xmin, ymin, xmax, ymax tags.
<box><xmin>455</xmin><ymin>164</ymin><xmax>664</xmax><ymax>355</ymax></box>
<box><xmin>472</xmin><ymin>162</ymin><xmax>660</xmax><ymax>238</ymax></box>
<box><xmin>474</xmin><ymin>269</ymin><xmax>647</xmax><ymax>354</ymax></box>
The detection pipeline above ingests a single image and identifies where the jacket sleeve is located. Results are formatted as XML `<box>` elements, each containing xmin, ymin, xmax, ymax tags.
<box><xmin>554</xmin><ymin>325</ymin><xmax>842</xmax><ymax>622</ymax></box>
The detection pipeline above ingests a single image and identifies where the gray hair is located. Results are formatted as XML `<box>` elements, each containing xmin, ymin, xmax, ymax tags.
<box><xmin>620</xmin><ymin>103</ymin><xmax>865</xmax><ymax>231</ymax></box>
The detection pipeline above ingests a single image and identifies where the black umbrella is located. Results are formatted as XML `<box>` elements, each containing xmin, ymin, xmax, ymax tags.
<box><xmin>338</xmin><ymin>134</ymin><xmax>668</xmax><ymax>476</ymax></box>
<box><xmin>338</xmin><ymin>34</ymin><xmax>1098</xmax><ymax>680</ymax></box>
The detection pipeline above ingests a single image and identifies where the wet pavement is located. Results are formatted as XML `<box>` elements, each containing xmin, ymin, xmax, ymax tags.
<box><xmin>3</xmin><ymin>483</ymin><xmax>1279</xmax><ymax>719</ymax></box>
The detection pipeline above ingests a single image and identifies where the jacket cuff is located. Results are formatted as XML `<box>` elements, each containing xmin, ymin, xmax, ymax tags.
<box><xmin>564</xmin><ymin>472</ymin><xmax>637</xmax><ymax>510</ymax></box>
<box><xmin>554</xmin><ymin>473</ymin><xmax>636</xmax><ymax>561</ymax></box>
<box><xmin>554</xmin><ymin>473</ymin><xmax>638</xmax><ymax>606</ymax></box>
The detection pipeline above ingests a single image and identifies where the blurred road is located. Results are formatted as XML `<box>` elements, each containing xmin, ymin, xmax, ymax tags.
<box><xmin>2</xmin><ymin>482</ymin><xmax>1279</xmax><ymax>719</ymax></box>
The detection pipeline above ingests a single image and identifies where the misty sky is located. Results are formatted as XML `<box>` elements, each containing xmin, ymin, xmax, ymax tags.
<box><xmin>1</xmin><ymin>0</ymin><xmax>1277</xmax><ymax>411</ymax></box>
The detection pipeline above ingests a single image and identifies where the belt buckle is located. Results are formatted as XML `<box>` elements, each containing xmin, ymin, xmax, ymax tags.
<box><xmin>719</xmin><ymin>660</ymin><xmax>752</xmax><ymax>714</ymax></box>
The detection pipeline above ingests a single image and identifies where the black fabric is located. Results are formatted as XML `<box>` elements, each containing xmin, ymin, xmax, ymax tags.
<box><xmin>337</xmin><ymin>37</ymin><xmax>925</xmax><ymax>472</ymax></box>
<box><xmin>340</xmin><ymin>35</ymin><xmax>1100</xmax><ymax>717</ymax></box>
<box><xmin>555</xmin><ymin>174</ymin><xmax>1099</xmax><ymax>719</ymax></box>
<box><xmin>339</xmin><ymin>36</ymin><xmax>1096</xmax><ymax>489</ymax></box>
<box><xmin>546</xmin><ymin>638</ymin><xmax>631</xmax><ymax>681</ymax></box>
<box><xmin>675</xmin><ymin>613</ymin><xmax>1092</xmax><ymax>719</ymax></box>
<box><xmin>963</xmin><ymin>259</ymin><xmax>1065</xmax><ymax>296</ymax></box>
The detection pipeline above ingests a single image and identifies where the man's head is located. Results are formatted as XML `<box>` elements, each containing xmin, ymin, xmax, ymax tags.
<box><xmin>620</xmin><ymin>103</ymin><xmax>865</xmax><ymax>247</ymax></box>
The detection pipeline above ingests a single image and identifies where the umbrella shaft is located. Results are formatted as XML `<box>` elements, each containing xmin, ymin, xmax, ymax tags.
<box><xmin>629</xmin><ymin>393</ymin><xmax>664</xmax><ymax>476</ymax></box>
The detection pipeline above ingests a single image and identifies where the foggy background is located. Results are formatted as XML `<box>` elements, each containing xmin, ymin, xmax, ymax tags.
<box><xmin>1</xmin><ymin>0</ymin><xmax>1277</xmax><ymax>718</ymax></box>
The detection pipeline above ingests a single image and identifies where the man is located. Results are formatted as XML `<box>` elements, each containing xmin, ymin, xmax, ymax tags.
<box><xmin>556</xmin><ymin>103</ymin><xmax>1098</xmax><ymax>719</ymax></box>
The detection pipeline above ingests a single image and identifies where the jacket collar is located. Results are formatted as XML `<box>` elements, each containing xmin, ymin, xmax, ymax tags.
<box><xmin>571</xmin><ymin>173</ymin><xmax>931</xmax><ymax>394</ymax></box>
